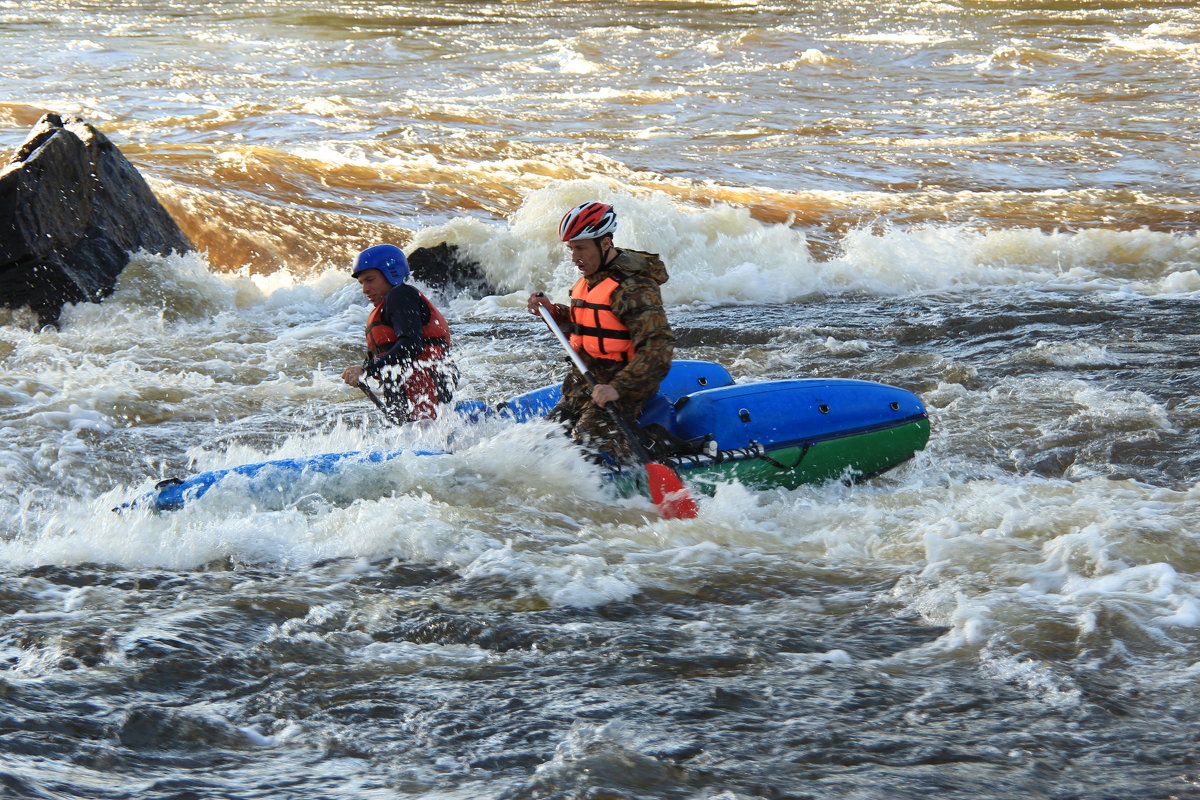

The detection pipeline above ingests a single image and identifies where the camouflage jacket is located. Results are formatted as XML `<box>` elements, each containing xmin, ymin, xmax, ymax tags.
<box><xmin>549</xmin><ymin>248</ymin><xmax>675</xmax><ymax>406</ymax></box>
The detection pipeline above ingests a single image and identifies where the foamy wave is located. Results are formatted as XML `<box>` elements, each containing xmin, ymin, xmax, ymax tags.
<box><xmin>976</xmin><ymin>45</ymin><xmax>1081</xmax><ymax>73</ymax></box>
<box><xmin>837</xmin><ymin>31</ymin><xmax>953</xmax><ymax>46</ymax></box>
<box><xmin>1024</xmin><ymin>341</ymin><xmax>1120</xmax><ymax>368</ymax></box>
<box><xmin>1104</xmin><ymin>31</ymin><xmax>1200</xmax><ymax>58</ymax></box>
<box><xmin>832</xmin><ymin>223</ymin><xmax>1198</xmax><ymax>298</ymax></box>
<box><xmin>410</xmin><ymin>181</ymin><xmax>1200</xmax><ymax>303</ymax></box>
<box><xmin>545</xmin><ymin>41</ymin><xmax>607</xmax><ymax>75</ymax></box>
<box><xmin>888</xmin><ymin>476</ymin><xmax>1200</xmax><ymax>667</ymax></box>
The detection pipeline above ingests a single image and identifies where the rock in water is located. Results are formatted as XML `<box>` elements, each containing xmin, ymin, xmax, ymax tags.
<box><xmin>407</xmin><ymin>241</ymin><xmax>496</xmax><ymax>298</ymax></box>
<box><xmin>0</xmin><ymin>113</ymin><xmax>193</xmax><ymax>326</ymax></box>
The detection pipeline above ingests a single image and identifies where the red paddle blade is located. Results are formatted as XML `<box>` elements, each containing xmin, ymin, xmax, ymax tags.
<box><xmin>644</xmin><ymin>462</ymin><xmax>699</xmax><ymax>520</ymax></box>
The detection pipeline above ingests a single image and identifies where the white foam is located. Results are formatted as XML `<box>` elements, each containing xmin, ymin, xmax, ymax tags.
<box><xmin>405</xmin><ymin>181</ymin><xmax>1200</xmax><ymax>304</ymax></box>
<box><xmin>1025</xmin><ymin>341</ymin><xmax>1120</xmax><ymax>368</ymax></box>
<box><xmin>545</xmin><ymin>41</ymin><xmax>605</xmax><ymax>75</ymax></box>
<box><xmin>980</xmin><ymin>651</ymin><xmax>1083</xmax><ymax>707</ymax></box>
<box><xmin>1</xmin><ymin>207</ymin><xmax>1196</xmax><ymax>669</ymax></box>
<box><xmin>355</xmin><ymin>640</ymin><xmax>492</xmax><ymax>668</ymax></box>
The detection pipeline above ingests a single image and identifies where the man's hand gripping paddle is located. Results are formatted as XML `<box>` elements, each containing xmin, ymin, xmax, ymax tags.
<box><xmin>537</xmin><ymin>305</ymin><xmax>698</xmax><ymax>520</ymax></box>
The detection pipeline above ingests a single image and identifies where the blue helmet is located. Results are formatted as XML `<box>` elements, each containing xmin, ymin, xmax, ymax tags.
<box><xmin>351</xmin><ymin>244</ymin><xmax>409</xmax><ymax>285</ymax></box>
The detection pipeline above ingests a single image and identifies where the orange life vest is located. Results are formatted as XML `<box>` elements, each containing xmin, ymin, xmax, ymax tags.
<box><xmin>569</xmin><ymin>275</ymin><xmax>632</xmax><ymax>362</ymax></box>
<box><xmin>365</xmin><ymin>289</ymin><xmax>450</xmax><ymax>362</ymax></box>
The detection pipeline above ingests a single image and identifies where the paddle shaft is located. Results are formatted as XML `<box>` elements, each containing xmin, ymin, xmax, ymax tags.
<box><xmin>536</xmin><ymin>305</ymin><xmax>655</xmax><ymax>464</ymax></box>
<box><xmin>358</xmin><ymin>381</ymin><xmax>398</xmax><ymax>426</ymax></box>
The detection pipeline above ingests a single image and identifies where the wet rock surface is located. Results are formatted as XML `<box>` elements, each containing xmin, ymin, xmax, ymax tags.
<box><xmin>0</xmin><ymin>113</ymin><xmax>193</xmax><ymax>326</ymax></box>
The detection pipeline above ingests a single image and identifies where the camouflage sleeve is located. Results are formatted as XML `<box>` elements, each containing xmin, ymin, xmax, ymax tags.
<box><xmin>608</xmin><ymin>276</ymin><xmax>674</xmax><ymax>399</ymax></box>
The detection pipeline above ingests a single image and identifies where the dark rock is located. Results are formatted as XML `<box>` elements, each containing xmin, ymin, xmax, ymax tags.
<box><xmin>407</xmin><ymin>241</ymin><xmax>495</xmax><ymax>297</ymax></box>
<box><xmin>117</xmin><ymin>706</ymin><xmax>260</xmax><ymax>751</ymax></box>
<box><xmin>0</xmin><ymin>113</ymin><xmax>193</xmax><ymax>326</ymax></box>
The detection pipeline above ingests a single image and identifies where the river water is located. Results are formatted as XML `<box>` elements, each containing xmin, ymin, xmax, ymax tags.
<box><xmin>2</xmin><ymin>2</ymin><xmax>1199</xmax><ymax>798</ymax></box>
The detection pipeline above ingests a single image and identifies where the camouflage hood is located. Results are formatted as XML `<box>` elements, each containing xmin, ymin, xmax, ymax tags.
<box><xmin>610</xmin><ymin>248</ymin><xmax>668</xmax><ymax>286</ymax></box>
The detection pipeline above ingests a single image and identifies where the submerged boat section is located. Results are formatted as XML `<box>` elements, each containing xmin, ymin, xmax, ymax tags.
<box><xmin>128</xmin><ymin>361</ymin><xmax>928</xmax><ymax>512</ymax></box>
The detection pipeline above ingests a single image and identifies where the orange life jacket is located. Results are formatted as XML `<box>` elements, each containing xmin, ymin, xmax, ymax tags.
<box><xmin>569</xmin><ymin>275</ymin><xmax>632</xmax><ymax>362</ymax></box>
<box><xmin>365</xmin><ymin>289</ymin><xmax>450</xmax><ymax>362</ymax></box>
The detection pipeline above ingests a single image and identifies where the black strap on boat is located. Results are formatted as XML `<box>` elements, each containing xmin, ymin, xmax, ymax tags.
<box><xmin>657</xmin><ymin>440</ymin><xmax>811</xmax><ymax>473</ymax></box>
<box><xmin>752</xmin><ymin>441</ymin><xmax>810</xmax><ymax>471</ymax></box>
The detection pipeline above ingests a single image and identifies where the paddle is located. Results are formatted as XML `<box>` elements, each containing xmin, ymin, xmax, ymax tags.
<box><xmin>358</xmin><ymin>381</ymin><xmax>399</xmax><ymax>426</ymax></box>
<box><xmin>537</xmin><ymin>304</ymin><xmax>698</xmax><ymax>520</ymax></box>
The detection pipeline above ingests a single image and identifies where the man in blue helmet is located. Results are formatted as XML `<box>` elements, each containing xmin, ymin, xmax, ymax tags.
<box><xmin>341</xmin><ymin>244</ymin><xmax>456</xmax><ymax>423</ymax></box>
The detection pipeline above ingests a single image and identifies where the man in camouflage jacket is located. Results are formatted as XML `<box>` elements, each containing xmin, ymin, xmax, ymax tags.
<box><xmin>528</xmin><ymin>202</ymin><xmax>675</xmax><ymax>462</ymax></box>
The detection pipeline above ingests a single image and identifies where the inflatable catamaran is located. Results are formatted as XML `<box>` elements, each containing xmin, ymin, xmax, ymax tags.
<box><xmin>135</xmin><ymin>360</ymin><xmax>930</xmax><ymax>512</ymax></box>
